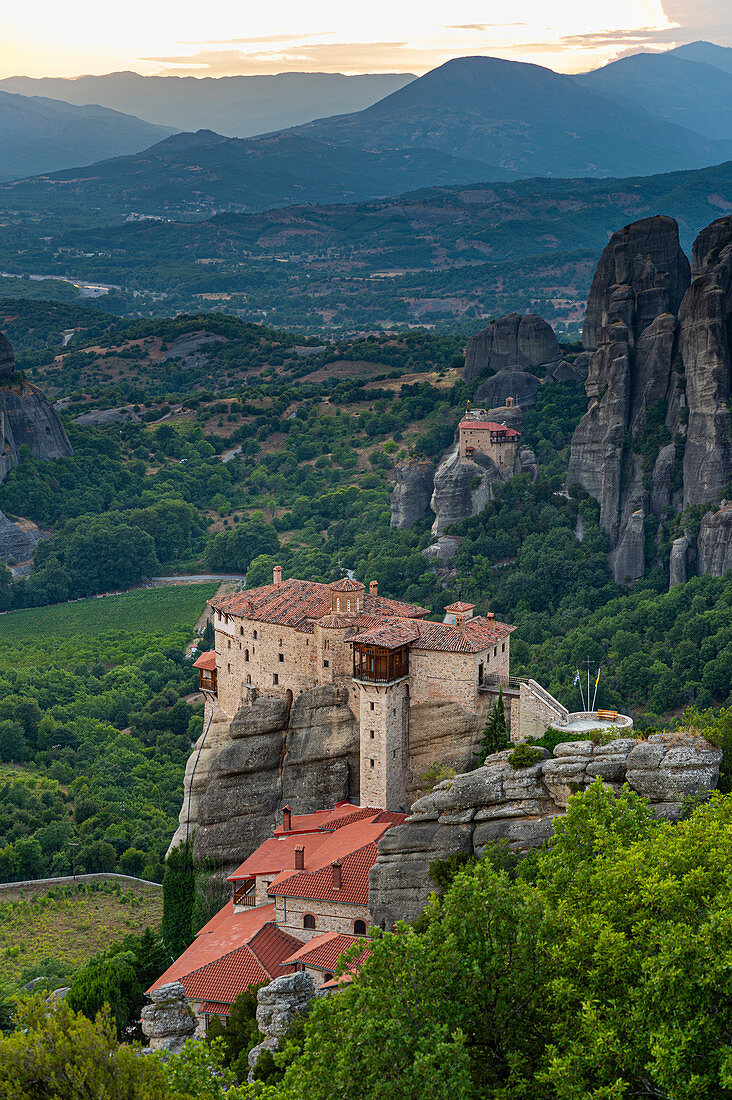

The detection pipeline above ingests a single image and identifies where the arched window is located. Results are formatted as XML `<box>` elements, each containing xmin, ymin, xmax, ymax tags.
<box><xmin>354</xmin><ymin>919</ymin><xmax>367</xmax><ymax>936</ymax></box>
<box><xmin>246</xmin><ymin>674</ymin><xmax>251</xmax><ymax>685</ymax></box>
<box><xmin>323</xmin><ymin>972</ymin><xmax>334</xmax><ymax>982</ymax></box>
<box><xmin>303</xmin><ymin>914</ymin><xmax>316</xmax><ymax>930</ymax></box>
<box><xmin>245</xmin><ymin>649</ymin><xmax>249</xmax><ymax>662</ymax></box>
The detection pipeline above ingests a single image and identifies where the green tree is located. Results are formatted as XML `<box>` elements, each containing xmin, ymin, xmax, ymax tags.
<box><xmin>162</xmin><ymin>842</ymin><xmax>195</xmax><ymax>957</ymax></box>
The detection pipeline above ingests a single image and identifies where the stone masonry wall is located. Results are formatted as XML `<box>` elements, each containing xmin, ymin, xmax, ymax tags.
<box><xmin>274</xmin><ymin>894</ymin><xmax>372</xmax><ymax>944</ymax></box>
<box><xmin>359</xmin><ymin>678</ymin><xmax>410</xmax><ymax>809</ymax></box>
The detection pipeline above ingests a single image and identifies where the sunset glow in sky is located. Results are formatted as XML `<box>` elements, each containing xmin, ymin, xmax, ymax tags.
<box><xmin>0</xmin><ymin>0</ymin><xmax>728</xmax><ymax>78</ymax></box>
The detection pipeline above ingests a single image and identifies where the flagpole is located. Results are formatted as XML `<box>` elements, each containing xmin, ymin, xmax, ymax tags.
<box><xmin>587</xmin><ymin>659</ymin><xmax>590</xmax><ymax>715</ymax></box>
<box><xmin>576</xmin><ymin>668</ymin><xmax>585</xmax><ymax>711</ymax></box>
<box><xmin>591</xmin><ymin>668</ymin><xmax>600</xmax><ymax>711</ymax></box>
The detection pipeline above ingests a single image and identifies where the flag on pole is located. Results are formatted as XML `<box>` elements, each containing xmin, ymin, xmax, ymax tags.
<box><xmin>573</xmin><ymin>670</ymin><xmax>580</xmax><ymax>685</ymax></box>
<box><xmin>595</xmin><ymin>669</ymin><xmax>600</xmax><ymax>690</ymax></box>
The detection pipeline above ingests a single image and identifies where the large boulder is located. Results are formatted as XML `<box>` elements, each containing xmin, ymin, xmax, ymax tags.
<box><xmin>464</xmin><ymin>313</ymin><xmax>562</xmax><ymax>382</ymax></box>
<box><xmin>369</xmin><ymin>732</ymin><xmax>721</xmax><ymax>928</ymax></box>
<box><xmin>429</xmin><ymin>445</ymin><xmax>504</xmax><ymax>538</ymax></box>
<box><xmin>0</xmin><ymin>381</ymin><xmax>73</xmax><ymax>483</ymax></box>
<box><xmin>141</xmin><ymin>982</ymin><xmax>198</xmax><ymax>1053</ymax></box>
<box><xmin>390</xmin><ymin>459</ymin><xmax>434</xmax><ymax>529</ymax></box>
<box><xmin>0</xmin><ymin>510</ymin><xmax>43</xmax><ymax>564</ymax></box>
<box><xmin>473</xmin><ymin>368</ymin><xmax>540</xmax><ymax>411</ymax></box>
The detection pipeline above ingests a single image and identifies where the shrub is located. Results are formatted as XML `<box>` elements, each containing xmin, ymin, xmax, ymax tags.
<box><xmin>508</xmin><ymin>745</ymin><xmax>544</xmax><ymax>769</ymax></box>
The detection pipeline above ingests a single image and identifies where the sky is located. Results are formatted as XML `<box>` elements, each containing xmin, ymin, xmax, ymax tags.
<box><xmin>0</xmin><ymin>0</ymin><xmax>730</xmax><ymax>79</ymax></box>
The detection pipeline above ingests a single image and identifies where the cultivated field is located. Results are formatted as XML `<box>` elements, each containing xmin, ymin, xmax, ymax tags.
<box><xmin>0</xmin><ymin>583</ymin><xmax>218</xmax><ymax>669</ymax></box>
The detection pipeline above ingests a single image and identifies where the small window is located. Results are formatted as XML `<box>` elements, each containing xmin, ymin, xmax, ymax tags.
<box><xmin>303</xmin><ymin>914</ymin><xmax>316</xmax><ymax>929</ymax></box>
<box><xmin>370</xmin><ymin>701</ymin><xmax>375</xmax><ymax>711</ymax></box>
<box><xmin>502</xmin><ymin>643</ymin><xmax>505</xmax><ymax>652</ymax></box>
<box><xmin>273</xmin><ymin>673</ymin><xmax>279</xmax><ymax>685</ymax></box>
<box><xmin>246</xmin><ymin>674</ymin><xmax>251</xmax><ymax>685</ymax></box>
<box><xmin>354</xmin><ymin>920</ymin><xmax>367</xmax><ymax>936</ymax></box>
<box><xmin>323</xmin><ymin>660</ymin><xmax>329</xmax><ymax>668</ymax></box>
<box><xmin>279</xmin><ymin>653</ymin><xmax>284</xmax><ymax>663</ymax></box>
<box><xmin>227</xmin><ymin>663</ymin><xmax>231</xmax><ymax>673</ymax></box>
<box><xmin>393</xmin><ymin>749</ymin><xmax>397</xmax><ymax>758</ymax></box>
<box><xmin>240</xmin><ymin>627</ymin><xmax>244</xmax><ymax>636</ymax></box>
<box><xmin>494</xmin><ymin>646</ymin><xmax>497</xmax><ymax>657</ymax></box>
<box><xmin>369</xmin><ymin>759</ymin><xmax>374</xmax><ymax>769</ymax></box>
<box><xmin>245</xmin><ymin>649</ymin><xmax>249</xmax><ymax>662</ymax></box>
<box><xmin>253</xmin><ymin>629</ymin><xmax>258</xmax><ymax>639</ymax></box>
<box><xmin>370</xmin><ymin>730</ymin><xmax>374</xmax><ymax>739</ymax></box>
<box><xmin>227</xmin><ymin>639</ymin><xmax>231</xmax><ymax>649</ymax></box>
<box><xmin>323</xmin><ymin>971</ymin><xmax>334</xmax><ymax>982</ymax></box>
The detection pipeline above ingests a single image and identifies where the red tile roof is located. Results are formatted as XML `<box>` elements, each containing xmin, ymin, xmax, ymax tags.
<box><xmin>272</xmin><ymin>802</ymin><xmax>365</xmax><ymax>836</ymax></box>
<box><xmin>352</xmin><ymin>620</ymin><xmax>420</xmax><ymax>649</ymax></box>
<box><xmin>228</xmin><ymin>832</ymin><xmax>330</xmax><ymax>882</ymax></box>
<box><xmin>193</xmin><ymin>650</ymin><xmax>217</xmax><ymax>670</ymax></box>
<box><xmin>199</xmin><ymin>1001</ymin><xmax>232</xmax><ymax>1017</ymax></box>
<box><xmin>270</xmin><ymin>841</ymin><xmax>379</xmax><ymax>905</ymax></box>
<box><xmin>317</xmin><ymin>615</ymin><xmax>353</xmax><ymax>629</ymax></box>
<box><xmin>211</xmin><ymin>579</ymin><xmax>427</xmax><ymax>631</ymax></box>
<box><xmin>444</xmin><ymin>601</ymin><xmax>476</xmax><ymax>613</ymax></box>
<box><xmin>459</xmin><ymin>420</ymin><xmax>520</xmax><ymax>437</ymax></box>
<box><xmin>284</xmin><ymin>931</ymin><xmax>371</xmax><ymax>972</ymax></box>
<box><xmin>330</xmin><ymin>577</ymin><xmax>364</xmax><ymax>592</ymax></box>
<box><xmin>409</xmin><ymin>616</ymin><xmax>515</xmax><ymax>654</ymax></box>
<box><xmin>183</xmin><ymin>923</ymin><xmax>300</xmax><ymax>1005</ymax></box>
<box><xmin>148</xmin><ymin>903</ymin><xmax>276</xmax><ymax>992</ymax></box>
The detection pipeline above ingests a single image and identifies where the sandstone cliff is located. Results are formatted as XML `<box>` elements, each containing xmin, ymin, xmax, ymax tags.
<box><xmin>0</xmin><ymin>510</ymin><xmax>42</xmax><ymax>564</ymax></box>
<box><xmin>369</xmin><ymin>731</ymin><xmax>721</xmax><ymax>927</ymax></box>
<box><xmin>429</xmin><ymin>444</ymin><xmax>507</xmax><ymax>538</ymax></box>
<box><xmin>566</xmin><ymin>213</ymin><xmax>732</xmax><ymax>584</ymax></box>
<box><xmin>464</xmin><ymin>313</ymin><xmax>562</xmax><ymax>383</ymax></box>
<box><xmin>698</xmin><ymin>505</ymin><xmax>732</xmax><ymax>576</ymax></box>
<box><xmin>172</xmin><ymin>686</ymin><xmax>485</xmax><ymax>867</ymax></box>
<box><xmin>390</xmin><ymin>459</ymin><xmax>434</xmax><ymax>529</ymax></box>
<box><xmin>0</xmin><ymin>333</ymin><xmax>73</xmax><ymax>483</ymax></box>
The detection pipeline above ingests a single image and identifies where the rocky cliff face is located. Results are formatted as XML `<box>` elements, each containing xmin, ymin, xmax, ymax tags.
<box><xmin>568</xmin><ymin>213</ymin><xmax>732</xmax><ymax>584</ymax></box>
<box><xmin>429</xmin><ymin>444</ymin><xmax>506</xmax><ymax>538</ymax></box>
<box><xmin>679</xmin><ymin>217</ymin><xmax>732</xmax><ymax>508</ymax></box>
<box><xmin>698</xmin><ymin>505</ymin><xmax>732</xmax><ymax>576</ymax></box>
<box><xmin>0</xmin><ymin>510</ymin><xmax>42</xmax><ymax>564</ymax></box>
<box><xmin>473</xmin><ymin>368</ymin><xmax>540</xmax><ymax>411</ymax></box>
<box><xmin>464</xmin><ymin>313</ymin><xmax>562</xmax><ymax>383</ymax></box>
<box><xmin>369</xmin><ymin>731</ymin><xmax>721</xmax><ymax>927</ymax></box>
<box><xmin>0</xmin><ymin>332</ymin><xmax>73</xmax><ymax>482</ymax></box>
<box><xmin>390</xmin><ymin>460</ymin><xmax>434</xmax><ymax>529</ymax></box>
<box><xmin>173</xmin><ymin>686</ymin><xmax>484</xmax><ymax>866</ymax></box>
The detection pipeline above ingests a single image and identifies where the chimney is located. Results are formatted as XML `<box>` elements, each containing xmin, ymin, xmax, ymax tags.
<box><xmin>244</xmin><ymin>599</ymin><xmax>253</xmax><ymax>616</ymax></box>
<box><xmin>282</xmin><ymin>805</ymin><xmax>291</xmax><ymax>831</ymax></box>
<box><xmin>294</xmin><ymin>845</ymin><xmax>304</xmax><ymax>870</ymax></box>
<box><xmin>273</xmin><ymin>565</ymin><xmax>282</xmax><ymax>586</ymax></box>
<box><xmin>369</xmin><ymin>580</ymin><xmax>378</xmax><ymax>597</ymax></box>
<box><xmin>485</xmin><ymin>612</ymin><xmax>495</xmax><ymax>628</ymax></box>
<box><xmin>331</xmin><ymin>860</ymin><xmax>342</xmax><ymax>890</ymax></box>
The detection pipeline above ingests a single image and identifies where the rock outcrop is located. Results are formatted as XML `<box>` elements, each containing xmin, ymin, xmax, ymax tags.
<box><xmin>390</xmin><ymin>459</ymin><xmax>434</xmax><ymax>529</ymax></box>
<box><xmin>568</xmin><ymin>214</ymin><xmax>732</xmax><ymax>584</ymax></box>
<box><xmin>249</xmin><ymin>973</ymin><xmax>317</xmax><ymax>1079</ymax></box>
<box><xmin>141</xmin><ymin>982</ymin><xmax>198</xmax><ymax>1053</ymax></box>
<box><xmin>0</xmin><ymin>332</ymin><xmax>73</xmax><ymax>483</ymax></box>
<box><xmin>697</xmin><ymin>505</ymin><xmax>732</xmax><ymax>576</ymax></box>
<box><xmin>678</xmin><ymin>217</ymin><xmax>732</xmax><ymax>508</ymax></box>
<box><xmin>429</xmin><ymin>444</ymin><xmax>505</xmax><ymax>538</ymax></box>
<box><xmin>0</xmin><ymin>510</ymin><xmax>43</xmax><ymax>564</ymax></box>
<box><xmin>369</xmin><ymin>731</ymin><xmax>722</xmax><ymax>928</ymax></box>
<box><xmin>174</xmin><ymin>686</ymin><xmax>486</xmax><ymax>866</ymax></box>
<box><xmin>464</xmin><ymin>313</ymin><xmax>562</xmax><ymax>382</ymax></box>
<box><xmin>473</xmin><ymin>368</ymin><xmax>540</xmax><ymax>411</ymax></box>
<box><xmin>669</xmin><ymin>535</ymin><xmax>692</xmax><ymax>587</ymax></box>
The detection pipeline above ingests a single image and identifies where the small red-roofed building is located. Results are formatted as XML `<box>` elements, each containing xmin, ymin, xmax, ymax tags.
<box><xmin>458</xmin><ymin>407</ymin><xmax>521</xmax><ymax>473</ymax></box>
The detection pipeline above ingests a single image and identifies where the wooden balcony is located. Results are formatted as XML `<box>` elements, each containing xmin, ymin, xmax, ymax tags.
<box><xmin>232</xmin><ymin>881</ymin><xmax>256</xmax><ymax>906</ymax></box>
<box><xmin>352</xmin><ymin>643</ymin><xmax>409</xmax><ymax>684</ymax></box>
<box><xmin>199</xmin><ymin>669</ymin><xmax>217</xmax><ymax>695</ymax></box>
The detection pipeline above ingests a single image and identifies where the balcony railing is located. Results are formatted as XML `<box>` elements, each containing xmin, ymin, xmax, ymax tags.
<box><xmin>352</xmin><ymin>644</ymin><xmax>409</xmax><ymax>684</ymax></box>
<box><xmin>232</xmin><ymin>882</ymin><xmax>256</xmax><ymax>906</ymax></box>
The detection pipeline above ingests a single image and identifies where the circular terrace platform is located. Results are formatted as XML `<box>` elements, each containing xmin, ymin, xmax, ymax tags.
<box><xmin>549</xmin><ymin>711</ymin><xmax>634</xmax><ymax>734</ymax></box>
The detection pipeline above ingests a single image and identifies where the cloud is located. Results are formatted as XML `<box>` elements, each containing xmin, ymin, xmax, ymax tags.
<box><xmin>446</xmin><ymin>24</ymin><xmax>527</xmax><ymax>30</ymax></box>
<box><xmin>182</xmin><ymin>33</ymin><xmax>332</xmax><ymax>46</ymax></box>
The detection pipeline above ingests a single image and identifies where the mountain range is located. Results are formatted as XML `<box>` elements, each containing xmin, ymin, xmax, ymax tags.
<box><xmin>5</xmin><ymin>49</ymin><xmax>732</xmax><ymax>218</ymax></box>
<box><xmin>0</xmin><ymin>90</ymin><xmax>172</xmax><ymax>182</ymax></box>
<box><xmin>0</xmin><ymin>71</ymin><xmax>415</xmax><ymax>138</ymax></box>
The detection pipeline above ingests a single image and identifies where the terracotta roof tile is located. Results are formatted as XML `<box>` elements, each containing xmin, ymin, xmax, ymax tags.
<box><xmin>352</xmin><ymin>621</ymin><xmax>420</xmax><ymax>649</ymax></box>
<box><xmin>409</xmin><ymin>616</ymin><xmax>515</xmax><ymax>654</ymax></box>
<box><xmin>459</xmin><ymin>420</ymin><xmax>520</xmax><ymax>436</ymax></box>
<box><xmin>284</xmin><ymin>931</ymin><xmax>371</xmax><ymax>972</ymax></box>
<box><xmin>330</xmin><ymin>577</ymin><xmax>364</xmax><ymax>592</ymax></box>
<box><xmin>317</xmin><ymin>615</ymin><xmax>353</xmax><ymax>628</ymax></box>
<box><xmin>199</xmin><ymin>1001</ymin><xmax>232</xmax><ymax>1016</ymax></box>
<box><xmin>183</xmin><ymin>925</ymin><xmax>300</xmax><ymax>1005</ymax></box>
<box><xmin>270</xmin><ymin>842</ymin><xmax>379</xmax><ymax>905</ymax></box>
<box><xmin>193</xmin><ymin>650</ymin><xmax>217</xmax><ymax>670</ymax></box>
<box><xmin>444</xmin><ymin>601</ymin><xmax>476</xmax><ymax>613</ymax></box>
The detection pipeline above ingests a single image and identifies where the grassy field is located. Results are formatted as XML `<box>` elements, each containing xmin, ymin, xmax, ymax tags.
<box><xmin>0</xmin><ymin>583</ymin><xmax>218</xmax><ymax>669</ymax></box>
<box><xmin>0</xmin><ymin>879</ymin><xmax>163</xmax><ymax>985</ymax></box>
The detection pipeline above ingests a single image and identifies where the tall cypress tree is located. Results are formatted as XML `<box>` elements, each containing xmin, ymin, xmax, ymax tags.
<box><xmin>161</xmin><ymin>841</ymin><xmax>195</xmax><ymax>958</ymax></box>
<box><xmin>475</xmin><ymin>688</ymin><xmax>508</xmax><ymax>767</ymax></box>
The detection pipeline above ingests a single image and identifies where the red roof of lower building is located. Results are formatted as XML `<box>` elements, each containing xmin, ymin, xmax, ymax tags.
<box><xmin>284</xmin><ymin>931</ymin><xmax>371</xmax><ymax>972</ymax></box>
<box><xmin>459</xmin><ymin>420</ymin><xmax>520</xmax><ymax>437</ymax></box>
<box><xmin>270</xmin><ymin>841</ymin><xmax>379</xmax><ymax>905</ymax></box>
<box><xmin>183</xmin><ymin>923</ymin><xmax>301</xmax><ymax>1005</ymax></box>
<box><xmin>193</xmin><ymin>650</ymin><xmax>217</xmax><ymax>670</ymax></box>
